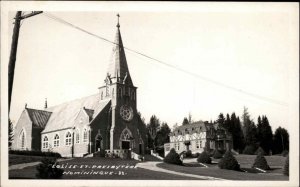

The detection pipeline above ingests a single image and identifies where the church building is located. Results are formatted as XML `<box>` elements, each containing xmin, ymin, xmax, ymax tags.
<box><xmin>11</xmin><ymin>15</ymin><xmax>148</xmax><ymax>157</ymax></box>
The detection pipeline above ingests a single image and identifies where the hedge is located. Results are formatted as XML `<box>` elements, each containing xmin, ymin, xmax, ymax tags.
<box><xmin>218</xmin><ymin>150</ymin><xmax>240</xmax><ymax>171</ymax></box>
<box><xmin>36</xmin><ymin>158</ymin><xmax>64</xmax><ymax>179</ymax></box>
<box><xmin>9</xmin><ymin>150</ymin><xmax>61</xmax><ymax>158</ymax></box>
<box><xmin>252</xmin><ymin>152</ymin><xmax>270</xmax><ymax>170</ymax></box>
<box><xmin>164</xmin><ymin>148</ymin><xmax>182</xmax><ymax>165</ymax></box>
<box><xmin>197</xmin><ymin>151</ymin><xmax>212</xmax><ymax>164</ymax></box>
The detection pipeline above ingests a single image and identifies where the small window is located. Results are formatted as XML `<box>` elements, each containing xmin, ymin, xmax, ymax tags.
<box><xmin>19</xmin><ymin>130</ymin><xmax>26</xmax><ymax>149</ymax></box>
<box><xmin>196</xmin><ymin>140</ymin><xmax>200</xmax><ymax>149</ymax></box>
<box><xmin>83</xmin><ymin>129</ymin><xmax>88</xmax><ymax>143</ymax></box>
<box><xmin>65</xmin><ymin>132</ymin><xmax>72</xmax><ymax>146</ymax></box>
<box><xmin>75</xmin><ymin>129</ymin><xmax>80</xmax><ymax>144</ymax></box>
<box><xmin>43</xmin><ymin>136</ymin><xmax>49</xmax><ymax>149</ymax></box>
<box><xmin>53</xmin><ymin>134</ymin><xmax>60</xmax><ymax>147</ymax></box>
<box><xmin>101</xmin><ymin>92</ymin><xmax>103</xmax><ymax>100</ymax></box>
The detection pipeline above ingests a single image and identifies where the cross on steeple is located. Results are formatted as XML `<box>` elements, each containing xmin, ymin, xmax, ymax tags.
<box><xmin>116</xmin><ymin>13</ymin><xmax>120</xmax><ymax>28</ymax></box>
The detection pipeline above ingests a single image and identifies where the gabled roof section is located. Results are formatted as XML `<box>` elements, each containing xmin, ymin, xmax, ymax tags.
<box><xmin>106</xmin><ymin>22</ymin><xmax>133</xmax><ymax>86</ymax></box>
<box><xmin>83</xmin><ymin>108</ymin><xmax>94</xmax><ymax>121</ymax></box>
<box><xmin>25</xmin><ymin>108</ymin><xmax>52</xmax><ymax>128</ymax></box>
<box><xmin>42</xmin><ymin>94</ymin><xmax>111</xmax><ymax>133</ymax></box>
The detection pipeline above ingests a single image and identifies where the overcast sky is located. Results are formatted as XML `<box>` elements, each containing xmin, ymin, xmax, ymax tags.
<box><xmin>6</xmin><ymin>3</ymin><xmax>298</xmax><ymax>132</ymax></box>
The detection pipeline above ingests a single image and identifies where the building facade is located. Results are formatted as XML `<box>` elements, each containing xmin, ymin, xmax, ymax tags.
<box><xmin>164</xmin><ymin>121</ymin><xmax>232</xmax><ymax>156</ymax></box>
<box><xmin>11</xmin><ymin>16</ymin><xmax>148</xmax><ymax>157</ymax></box>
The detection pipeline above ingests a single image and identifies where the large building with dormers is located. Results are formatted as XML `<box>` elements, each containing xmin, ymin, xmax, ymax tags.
<box><xmin>164</xmin><ymin>121</ymin><xmax>232</xmax><ymax>156</ymax></box>
<box><xmin>11</xmin><ymin>16</ymin><xmax>148</xmax><ymax>157</ymax></box>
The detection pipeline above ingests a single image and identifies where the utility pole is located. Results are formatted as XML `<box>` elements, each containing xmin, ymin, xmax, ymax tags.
<box><xmin>8</xmin><ymin>11</ymin><xmax>43</xmax><ymax>112</ymax></box>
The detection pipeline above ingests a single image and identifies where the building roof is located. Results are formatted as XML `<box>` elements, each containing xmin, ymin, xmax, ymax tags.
<box><xmin>25</xmin><ymin>108</ymin><xmax>52</xmax><ymax>128</ymax></box>
<box><xmin>83</xmin><ymin>108</ymin><xmax>94</xmax><ymax>120</ymax></box>
<box><xmin>106</xmin><ymin>24</ymin><xmax>133</xmax><ymax>86</ymax></box>
<box><xmin>42</xmin><ymin>94</ymin><xmax>111</xmax><ymax>133</ymax></box>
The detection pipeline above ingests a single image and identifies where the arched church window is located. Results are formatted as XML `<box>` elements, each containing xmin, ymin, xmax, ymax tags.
<box><xmin>43</xmin><ymin>136</ymin><xmax>49</xmax><ymax>149</ymax></box>
<box><xmin>65</xmin><ymin>132</ymin><xmax>72</xmax><ymax>146</ymax></box>
<box><xmin>75</xmin><ymin>129</ymin><xmax>80</xmax><ymax>144</ymax></box>
<box><xmin>120</xmin><ymin>128</ymin><xmax>132</xmax><ymax>141</ymax></box>
<box><xmin>19</xmin><ymin>130</ymin><xmax>25</xmax><ymax>149</ymax></box>
<box><xmin>53</xmin><ymin>134</ymin><xmax>60</xmax><ymax>147</ymax></box>
<box><xmin>83</xmin><ymin>128</ymin><xmax>88</xmax><ymax>143</ymax></box>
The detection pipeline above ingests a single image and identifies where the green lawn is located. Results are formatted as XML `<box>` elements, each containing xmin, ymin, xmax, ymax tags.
<box><xmin>9</xmin><ymin>157</ymin><xmax>197</xmax><ymax>180</ymax></box>
<box><xmin>157</xmin><ymin>154</ymin><xmax>288</xmax><ymax>180</ymax></box>
<box><xmin>9</xmin><ymin>154</ymin><xmax>56</xmax><ymax>166</ymax></box>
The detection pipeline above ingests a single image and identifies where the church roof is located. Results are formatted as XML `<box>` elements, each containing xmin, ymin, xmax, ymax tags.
<box><xmin>83</xmin><ymin>108</ymin><xmax>94</xmax><ymax>121</ymax></box>
<box><xmin>25</xmin><ymin>108</ymin><xmax>52</xmax><ymax>128</ymax></box>
<box><xmin>42</xmin><ymin>94</ymin><xmax>111</xmax><ymax>133</ymax></box>
<box><xmin>106</xmin><ymin>19</ymin><xmax>133</xmax><ymax>85</ymax></box>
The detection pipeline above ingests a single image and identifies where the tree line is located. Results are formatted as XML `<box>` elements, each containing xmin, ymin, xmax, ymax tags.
<box><xmin>144</xmin><ymin>106</ymin><xmax>289</xmax><ymax>156</ymax></box>
<box><xmin>215</xmin><ymin>107</ymin><xmax>289</xmax><ymax>155</ymax></box>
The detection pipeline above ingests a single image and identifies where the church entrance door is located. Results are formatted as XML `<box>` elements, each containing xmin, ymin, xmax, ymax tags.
<box><xmin>122</xmin><ymin>141</ymin><xmax>130</xmax><ymax>149</ymax></box>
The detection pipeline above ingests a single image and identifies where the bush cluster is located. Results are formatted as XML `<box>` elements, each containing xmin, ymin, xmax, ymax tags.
<box><xmin>9</xmin><ymin>150</ymin><xmax>61</xmax><ymax>158</ymax></box>
<box><xmin>185</xmin><ymin>150</ymin><xmax>192</xmax><ymax>158</ymax></box>
<box><xmin>242</xmin><ymin>145</ymin><xmax>256</xmax><ymax>155</ymax></box>
<box><xmin>218</xmin><ymin>150</ymin><xmax>240</xmax><ymax>171</ymax></box>
<box><xmin>36</xmin><ymin>158</ymin><xmax>64</xmax><ymax>179</ymax></box>
<box><xmin>255</xmin><ymin>147</ymin><xmax>266</xmax><ymax>156</ymax></box>
<box><xmin>252</xmin><ymin>152</ymin><xmax>270</xmax><ymax>170</ymax></box>
<box><xmin>197</xmin><ymin>151</ymin><xmax>212</xmax><ymax>164</ymax></box>
<box><xmin>212</xmin><ymin>150</ymin><xmax>223</xmax><ymax>159</ymax></box>
<box><xmin>163</xmin><ymin>148</ymin><xmax>183</xmax><ymax>165</ymax></box>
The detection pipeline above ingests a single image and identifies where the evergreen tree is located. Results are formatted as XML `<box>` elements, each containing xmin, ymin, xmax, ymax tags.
<box><xmin>156</xmin><ymin>122</ymin><xmax>171</xmax><ymax>146</ymax></box>
<box><xmin>147</xmin><ymin>115</ymin><xmax>161</xmax><ymax>149</ymax></box>
<box><xmin>8</xmin><ymin>119</ymin><xmax>14</xmax><ymax>149</ymax></box>
<box><xmin>182</xmin><ymin>117</ymin><xmax>189</xmax><ymax>125</ymax></box>
<box><xmin>231</xmin><ymin>115</ymin><xmax>245</xmax><ymax>152</ymax></box>
<box><xmin>223</xmin><ymin>113</ymin><xmax>232</xmax><ymax>131</ymax></box>
<box><xmin>259</xmin><ymin>116</ymin><xmax>273</xmax><ymax>155</ymax></box>
<box><xmin>272</xmin><ymin>127</ymin><xmax>289</xmax><ymax>154</ymax></box>
<box><xmin>242</xmin><ymin>107</ymin><xmax>257</xmax><ymax>148</ymax></box>
<box><xmin>217</xmin><ymin>113</ymin><xmax>225</xmax><ymax>127</ymax></box>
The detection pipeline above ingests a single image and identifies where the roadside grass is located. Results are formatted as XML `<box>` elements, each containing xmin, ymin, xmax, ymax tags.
<box><xmin>9</xmin><ymin>157</ymin><xmax>198</xmax><ymax>180</ymax></box>
<box><xmin>157</xmin><ymin>162</ymin><xmax>288</xmax><ymax>180</ymax></box>
<box><xmin>9</xmin><ymin>154</ymin><xmax>56</xmax><ymax>166</ymax></box>
<box><xmin>158</xmin><ymin>154</ymin><xmax>288</xmax><ymax>180</ymax></box>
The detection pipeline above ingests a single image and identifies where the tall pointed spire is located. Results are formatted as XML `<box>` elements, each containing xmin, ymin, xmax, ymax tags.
<box><xmin>106</xmin><ymin>14</ymin><xmax>133</xmax><ymax>86</ymax></box>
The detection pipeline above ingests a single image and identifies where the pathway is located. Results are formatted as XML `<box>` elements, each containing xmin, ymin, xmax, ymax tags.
<box><xmin>136</xmin><ymin>161</ymin><xmax>226</xmax><ymax>180</ymax></box>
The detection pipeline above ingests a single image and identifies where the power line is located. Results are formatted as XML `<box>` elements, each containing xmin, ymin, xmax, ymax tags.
<box><xmin>42</xmin><ymin>12</ymin><xmax>288</xmax><ymax>107</ymax></box>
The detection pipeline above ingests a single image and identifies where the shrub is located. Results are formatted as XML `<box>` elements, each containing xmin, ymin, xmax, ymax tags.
<box><xmin>283</xmin><ymin>155</ymin><xmax>289</xmax><ymax>176</ymax></box>
<box><xmin>185</xmin><ymin>150</ymin><xmax>192</xmax><ymax>158</ymax></box>
<box><xmin>193</xmin><ymin>152</ymin><xmax>200</xmax><ymax>158</ymax></box>
<box><xmin>9</xmin><ymin>150</ymin><xmax>61</xmax><ymax>158</ymax></box>
<box><xmin>213</xmin><ymin>150</ymin><xmax>223</xmax><ymax>159</ymax></box>
<box><xmin>255</xmin><ymin>147</ymin><xmax>266</xmax><ymax>156</ymax></box>
<box><xmin>36</xmin><ymin>158</ymin><xmax>64</xmax><ymax>179</ymax></box>
<box><xmin>218</xmin><ymin>150</ymin><xmax>240</xmax><ymax>171</ymax></box>
<box><xmin>242</xmin><ymin>145</ymin><xmax>256</xmax><ymax>155</ymax></box>
<box><xmin>163</xmin><ymin>148</ymin><xmax>182</xmax><ymax>165</ymax></box>
<box><xmin>197</xmin><ymin>151</ymin><xmax>212</xmax><ymax>164</ymax></box>
<box><xmin>282</xmin><ymin>150</ymin><xmax>289</xmax><ymax>157</ymax></box>
<box><xmin>252</xmin><ymin>152</ymin><xmax>270</xmax><ymax>170</ymax></box>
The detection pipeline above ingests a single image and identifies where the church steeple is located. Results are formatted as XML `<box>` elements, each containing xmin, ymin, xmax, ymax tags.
<box><xmin>106</xmin><ymin>14</ymin><xmax>133</xmax><ymax>86</ymax></box>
